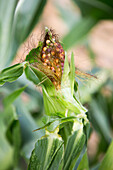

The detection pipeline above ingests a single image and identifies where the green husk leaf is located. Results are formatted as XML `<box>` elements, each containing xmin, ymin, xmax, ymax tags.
<box><xmin>69</xmin><ymin>52</ymin><xmax>75</xmax><ymax>95</ymax></box>
<box><xmin>0</xmin><ymin>63</ymin><xmax>24</xmax><ymax>86</ymax></box>
<box><xmin>28</xmin><ymin>136</ymin><xmax>64</xmax><ymax>170</ymax></box>
<box><xmin>63</xmin><ymin>129</ymin><xmax>86</xmax><ymax>169</ymax></box>
<box><xmin>25</xmin><ymin>65</ymin><xmax>40</xmax><ymax>84</ymax></box>
<box><xmin>61</xmin><ymin>54</ymin><xmax>87</xmax><ymax>115</ymax></box>
<box><xmin>25</xmin><ymin>41</ymin><xmax>43</xmax><ymax>63</ymax></box>
<box><xmin>33</xmin><ymin>116</ymin><xmax>82</xmax><ymax>132</ymax></box>
<box><xmin>29</xmin><ymin>53</ymin><xmax>87</xmax><ymax>116</ymax></box>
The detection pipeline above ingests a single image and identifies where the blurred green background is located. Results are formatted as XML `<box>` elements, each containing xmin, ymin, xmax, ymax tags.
<box><xmin>0</xmin><ymin>0</ymin><xmax>113</xmax><ymax>169</ymax></box>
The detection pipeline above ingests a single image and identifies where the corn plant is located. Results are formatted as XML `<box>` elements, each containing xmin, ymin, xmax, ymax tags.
<box><xmin>0</xmin><ymin>27</ymin><xmax>90</xmax><ymax>169</ymax></box>
<box><xmin>1</xmin><ymin>0</ymin><xmax>113</xmax><ymax>170</ymax></box>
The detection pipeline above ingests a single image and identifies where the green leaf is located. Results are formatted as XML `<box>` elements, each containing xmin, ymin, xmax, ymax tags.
<box><xmin>3</xmin><ymin>86</ymin><xmax>27</xmax><ymax>107</ymax></box>
<box><xmin>90</xmin><ymin>99</ymin><xmax>112</xmax><ymax>143</ymax></box>
<box><xmin>0</xmin><ymin>105</ymin><xmax>21</xmax><ymax>169</ymax></box>
<box><xmin>62</xmin><ymin>17</ymin><xmax>97</xmax><ymax>50</ymax></box>
<box><xmin>63</xmin><ymin>129</ymin><xmax>86</xmax><ymax>169</ymax></box>
<box><xmin>0</xmin><ymin>109</ymin><xmax>13</xmax><ymax>170</ymax></box>
<box><xmin>25</xmin><ymin>65</ymin><xmax>40</xmax><ymax>84</ymax></box>
<box><xmin>2</xmin><ymin>105</ymin><xmax>18</xmax><ymax>131</ymax></box>
<box><xmin>6</xmin><ymin>119</ymin><xmax>21</xmax><ymax>167</ymax></box>
<box><xmin>3</xmin><ymin>105</ymin><xmax>21</xmax><ymax>167</ymax></box>
<box><xmin>0</xmin><ymin>133</ymin><xmax>13</xmax><ymax>170</ymax></box>
<box><xmin>77</xmin><ymin>151</ymin><xmax>89</xmax><ymax>170</ymax></box>
<box><xmin>15</xmin><ymin>97</ymin><xmax>44</xmax><ymax>144</ymax></box>
<box><xmin>0</xmin><ymin>63</ymin><xmax>24</xmax><ymax>86</ymax></box>
<box><xmin>99</xmin><ymin>140</ymin><xmax>113</xmax><ymax>170</ymax></box>
<box><xmin>0</xmin><ymin>0</ymin><xmax>47</xmax><ymax>68</ymax></box>
<box><xmin>0</xmin><ymin>0</ymin><xmax>18</xmax><ymax>69</ymax></box>
<box><xmin>55</xmin><ymin>3</ymin><xmax>78</xmax><ymax>28</ymax></box>
<box><xmin>28</xmin><ymin>136</ymin><xmax>64</xmax><ymax>170</ymax></box>
<box><xmin>73</xmin><ymin>0</ymin><xmax>113</xmax><ymax>19</ymax></box>
<box><xmin>9</xmin><ymin>0</ymin><xmax>47</xmax><ymax>64</ymax></box>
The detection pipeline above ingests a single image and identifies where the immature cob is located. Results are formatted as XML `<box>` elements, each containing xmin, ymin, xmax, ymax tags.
<box><xmin>26</xmin><ymin>28</ymin><xmax>65</xmax><ymax>89</ymax></box>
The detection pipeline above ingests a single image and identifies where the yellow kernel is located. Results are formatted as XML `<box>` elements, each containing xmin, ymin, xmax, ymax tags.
<box><xmin>47</xmin><ymin>53</ymin><xmax>51</xmax><ymax>57</ymax></box>
<box><xmin>57</xmin><ymin>68</ymin><xmax>60</xmax><ymax>72</ymax></box>
<box><xmin>55</xmin><ymin>59</ymin><xmax>59</xmax><ymax>63</ymax></box>
<box><xmin>54</xmin><ymin>42</ymin><xmax>57</xmax><ymax>46</ymax></box>
<box><xmin>59</xmin><ymin>53</ymin><xmax>64</xmax><ymax>59</ymax></box>
<box><xmin>51</xmin><ymin>51</ymin><xmax>55</xmax><ymax>55</ymax></box>
<box><xmin>43</xmin><ymin>47</ymin><xmax>47</xmax><ymax>51</ymax></box>
<box><xmin>56</xmin><ymin>47</ymin><xmax>60</xmax><ymax>52</ymax></box>
<box><xmin>47</xmin><ymin>66</ymin><xmax>50</xmax><ymax>69</ymax></box>
<box><xmin>44</xmin><ymin>59</ymin><xmax>49</xmax><ymax>63</ymax></box>
<box><xmin>46</xmin><ymin>40</ymin><xmax>50</xmax><ymax>44</ymax></box>
<box><xmin>42</xmin><ymin>54</ymin><xmax>46</xmax><ymax>58</ymax></box>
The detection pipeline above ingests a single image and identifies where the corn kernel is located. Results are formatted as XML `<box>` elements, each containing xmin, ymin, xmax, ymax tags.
<box><xmin>42</xmin><ymin>54</ymin><xmax>46</xmax><ymax>58</ymax></box>
<box><xmin>46</xmin><ymin>40</ymin><xmax>50</xmax><ymax>44</ymax></box>
<box><xmin>43</xmin><ymin>47</ymin><xmax>47</xmax><ymax>51</ymax></box>
<box><xmin>44</xmin><ymin>59</ymin><xmax>49</xmax><ymax>63</ymax></box>
<box><xmin>51</xmin><ymin>51</ymin><xmax>55</xmax><ymax>55</ymax></box>
<box><xmin>55</xmin><ymin>59</ymin><xmax>59</xmax><ymax>63</ymax></box>
<box><xmin>47</xmin><ymin>53</ymin><xmax>51</xmax><ymax>57</ymax></box>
